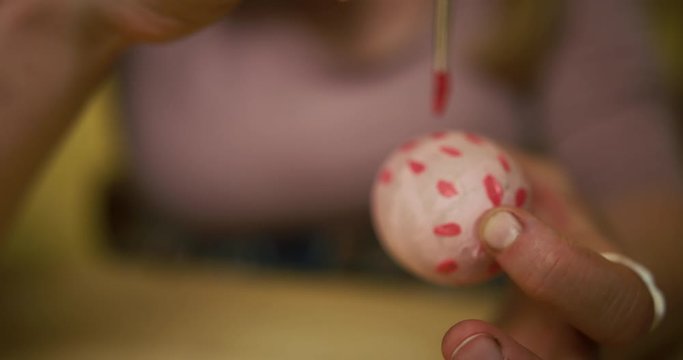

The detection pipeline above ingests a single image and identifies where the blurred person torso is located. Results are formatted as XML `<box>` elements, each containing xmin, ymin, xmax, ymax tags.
<box><xmin>121</xmin><ymin>0</ymin><xmax>681</xmax><ymax>231</ymax></box>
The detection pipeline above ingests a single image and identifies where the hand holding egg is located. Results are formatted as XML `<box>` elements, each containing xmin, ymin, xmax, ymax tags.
<box><xmin>371</xmin><ymin>131</ymin><xmax>530</xmax><ymax>285</ymax></box>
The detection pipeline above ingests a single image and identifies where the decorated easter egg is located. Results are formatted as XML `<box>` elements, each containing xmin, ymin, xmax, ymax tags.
<box><xmin>371</xmin><ymin>131</ymin><xmax>530</xmax><ymax>285</ymax></box>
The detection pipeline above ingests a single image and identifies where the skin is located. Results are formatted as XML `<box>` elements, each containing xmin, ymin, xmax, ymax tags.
<box><xmin>1</xmin><ymin>1</ymin><xmax>682</xmax><ymax>358</ymax></box>
<box><xmin>0</xmin><ymin>0</ymin><xmax>240</xmax><ymax>235</ymax></box>
<box><xmin>444</xmin><ymin>155</ymin><xmax>683</xmax><ymax>359</ymax></box>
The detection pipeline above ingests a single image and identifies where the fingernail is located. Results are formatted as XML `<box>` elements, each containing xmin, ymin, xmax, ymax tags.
<box><xmin>482</xmin><ymin>211</ymin><xmax>522</xmax><ymax>251</ymax></box>
<box><xmin>451</xmin><ymin>333</ymin><xmax>503</xmax><ymax>360</ymax></box>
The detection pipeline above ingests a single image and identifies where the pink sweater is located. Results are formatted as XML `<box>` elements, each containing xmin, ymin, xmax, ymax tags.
<box><xmin>122</xmin><ymin>0</ymin><xmax>681</xmax><ymax>226</ymax></box>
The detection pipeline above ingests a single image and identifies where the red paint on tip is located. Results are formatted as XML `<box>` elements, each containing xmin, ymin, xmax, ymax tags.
<box><xmin>433</xmin><ymin>71</ymin><xmax>450</xmax><ymax>116</ymax></box>
<box><xmin>433</xmin><ymin>222</ymin><xmax>462</xmax><ymax>237</ymax></box>
<box><xmin>515</xmin><ymin>188</ymin><xmax>528</xmax><ymax>207</ymax></box>
<box><xmin>379</xmin><ymin>169</ymin><xmax>393</xmax><ymax>185</ymax></box>
<box><xmin>437</xmin><ymin>180</ymin><xmax>458</xmax><ymax>198</ymax></box>
<box><xmin>498</xmin><ymin>154</ymin><xmax>511</xmax><ymax>172</ymax></box>
<box><xmin>436</xmin><ymin>259</ymin><xmax>459</xmax><ymax>274</ymax></box>
<box><xmin>484</xmin><ymin>175</ymin><xmax>503</xmax><ymax>206</ymax></box>
<box><xmin>408</xmin><ymin>160</ymin><xmax>426</xmax><ymax>174</ymax></box>
<box><xmin>440</xmin><ymin>146</ymin><xmax>462</xmax><ymax>157</ymax></box>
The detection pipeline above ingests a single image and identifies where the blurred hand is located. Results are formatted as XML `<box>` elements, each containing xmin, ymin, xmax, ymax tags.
<box><xmin>93</xmin><ymin>0</ymin><xmax>241</xmax><ymax>42</ymax></box>
<box><xmin>442</xmin><ymin>154</ymin><xmax>656</xmax><ymax>359</ymax></box>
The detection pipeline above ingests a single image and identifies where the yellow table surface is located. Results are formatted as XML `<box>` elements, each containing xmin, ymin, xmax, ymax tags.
<box><xmin>0</xmin><ymin>262</ymin><xmax>500</xmax><ymax>360</ymax></box>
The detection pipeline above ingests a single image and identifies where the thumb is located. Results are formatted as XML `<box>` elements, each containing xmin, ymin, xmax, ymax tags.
<box><xmin>478</xmin><ymin>208</ymin><xmax>654</xmax><ymax>344</ymax></box>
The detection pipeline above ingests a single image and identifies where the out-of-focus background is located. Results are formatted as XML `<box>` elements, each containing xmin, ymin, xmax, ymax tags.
<box><xmin>0</xmin><ymin>80</ymin><xmax>502</xmax><ymax>359</ymax></box>
<box><xmin>1</xmin><ymin>2</ymin><xmax>681</xmax><ymax>359</ymax></box>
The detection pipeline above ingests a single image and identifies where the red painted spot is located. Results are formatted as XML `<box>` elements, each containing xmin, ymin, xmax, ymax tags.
<box><xmin>408</xmin><ymin>160</ymin><xmax>426</xmax><ymax>174</ymax></box>
<box><xmin>498</xmin><ymin>154</ymin><xmax>511</xmax><ymax>172</ymax></box>
<box><xmin>440</xmin><ymin>146</ymin><xmax>462</xmax><ymax>157</ymax></box>
<box><xmin>484</xmin><ymin>175</ymin><xmax>503</xmax><ymax>206</ymax></box>
<box><xmin>379</xmin><ymin>169</ymin><xmax>392</xmax><ymax>185</ymax></box>
<box><xmin>436</xmin><ymin>259</ymin><xmax>458</xmax><ymax>274</ymax></box>
<box><xmin>515</xmin><ymin>188</ymin><xmax>528</xmax><ymax>207</ymax></box>
<box><xmin>433</xmin><ymin>223</ymin><xmax>462</xmax><ymax>237</ymax></box>
<box><xmin>400</xmin><ymin>140</ymin><xmax>418</xmax><ymax>152</ymax></box>
<box><xmin>437</xmin><ymin>180</ymin><xmax>458</xmax><ymax>198</ymax></box>
<box><xmin>431</xmin><ymin>131</ymin><xmax>448</xmax><ymax>139</ymax></box>
<box><xmin>465</xmin><ymin>133</ymin><xmax>484</xmax><ymax>145</ymax></box>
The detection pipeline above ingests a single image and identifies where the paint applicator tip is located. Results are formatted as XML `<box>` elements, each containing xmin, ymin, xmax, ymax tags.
<box><xmin>432</xmin><ymin>71</ymin><xmax>450</xmax><ymax>116</ymax></box>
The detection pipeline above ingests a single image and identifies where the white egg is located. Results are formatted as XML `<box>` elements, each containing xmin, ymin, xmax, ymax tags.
<box><xmin>371</xmin><ymin>131</ymin><xmax>530</xmax><ymax>285</ymax></box>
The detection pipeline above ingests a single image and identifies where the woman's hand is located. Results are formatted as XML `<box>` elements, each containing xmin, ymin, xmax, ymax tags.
<box><xmin>0</xmin><ymin>0</ymin><xmax>240</xmax><ymax>236</ymax></box>
<box><xmin>442</xmin><ymin>155</ymin><xmax>658</xmax><ymax>359</ymax></box>
<box><xmin>93</xmin><ymin>0</ymin><xmax>241</xmax><ymax>43</ymax></box>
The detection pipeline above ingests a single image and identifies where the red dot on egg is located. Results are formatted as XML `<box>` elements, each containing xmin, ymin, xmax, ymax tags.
<box><xmin>433</xmin><ymin>222</ymin><xmax>462</xmax><ymax>237</ymax></box>
<box><xmin>515</xmin><ymin>188</ymin><xmax>528</xmax><ymax>207</ymax></box>
<box><xmin>379</xmin><ymin>169</ymin><xmax>393</xmax><ymax>185</ymax></box>
<box><xmin>408</xmin><ymin>160</ymin><xmax>426</xmax><ymax>174</ymax></box>
<box><xmin>465</xmin><ymin>133</ymin><xmax>485</xmax><ymax>145</ymax></box>
<box><xmin>437</xmin><ymin>180</ymin><xmax>458</xmax><ymax>198</ymax></box>
<box><xmin>436</xmin><ymin>259</ymin><xmax>459</xmax><ymax>274</ymax></box>
<box><xmin>431</xmin><ymin>131</ymin><xmax>448</xmax><ymax>139</ymax></box>
<box><xmin>400</xmin><ymin>140</ymin><xmax>418</xmax><ymax>152</ymax></box>
<box><xmin>498</xmin><ymin>154</ymin><xmax>511</xmax><ymax>172</ymax></box>
<box><xmin>440</xmin><ymin>146</ymin><xmax>462</xmax><ymax>157</ymax></box>
<box><xmin>484</xmin><ymin>175</ymin><xmax>503</xmax><ymax>206</ymax></box>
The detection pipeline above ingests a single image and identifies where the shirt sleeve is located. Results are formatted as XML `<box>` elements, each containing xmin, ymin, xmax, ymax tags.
<box><xmin>539</xmin><ymin>0</ymin><xmax>682</xmax><ymax>203</ymax></box>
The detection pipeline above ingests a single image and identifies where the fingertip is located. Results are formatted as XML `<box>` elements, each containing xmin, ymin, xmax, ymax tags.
<box><xmin>477</xmin><ymin>207</ymin><xmax>537</xmax><ymax>255</ymax></box>
<box><xmin>442</xmin><ymin>320</ymin><xmax>541</xmax><ymax>360</ymax></box>
<box><xmin>441</xmin><ymin>320</ymin><xmax>492</xmax><ymax>357</ymax></box>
